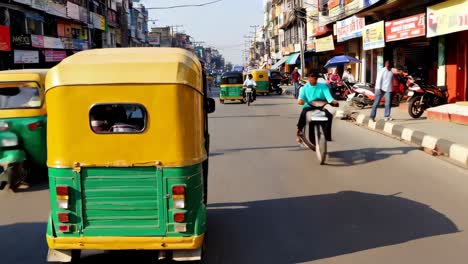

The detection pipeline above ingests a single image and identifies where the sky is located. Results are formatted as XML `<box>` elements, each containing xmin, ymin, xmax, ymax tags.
<box><xmin>139</xmin><ymin>0</ymin><xmax>264</xmax><ymax>65</ymax></box>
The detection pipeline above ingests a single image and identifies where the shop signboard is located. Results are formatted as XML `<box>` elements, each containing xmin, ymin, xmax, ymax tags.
<box><xmin>328</xmin><ymin>0</ymin><xmax>344</xmax><ymax>19</ymax></box>
<box><xmin>44</xmin><ymin>36</ymin><xmax>64</xmax><ymax>49</ymax></box>
<box><xmin>91</xmin><ymin>12</ymin><xmax>106</xmax><ymax>31</ymax></box>
<box><xmin>31</xmin><ymin>34</ymin><xmax>44</xmax><ymax>48</ymax></box>
<box><xmin>43</xmin><ymin>50</ymin><xmax>67</xmax><ymax>62</ymax></box>
<box><xmin>0</xmin><ymin>26</ymin><xmax>11</xmax><ymax>52</ymax></box>
<box><xmin>148</xmin><ymin>36</ymin><xmax>160</xmax><ymax>46</ymax></box>
<box><xmin>79</xmin><ymin>6</ymin><xmax>89</xmax><ymax>23</ymax></box>
<box><xmin>47</xmin><ymin>2</ymin><xmax>67</xmax><ymax>18</ymax></box>
<box><xmin>427</xmin><ymin>0</ymin><xmax>468</xmax><ymax>38</ymax></box>
<box><xmin>363</xmin><ymin>21</ymin><xmax>385</xmax><ymax>50</ymax></box>
<box><xmin>385</xmin><ymin>13</ymin><xmax>426</xmax><ymax>42</ymax></box>
<box><xmin>364</xmin><ymin>0</ymin><xmax>382</xmax><ymax>8</ymax></box>
<box><xmin>61</xmin><ymin>38</ymin><xmax>74</xmax><ymax>50</ymax></box>
<box><xmin>12</xmin><ymin>35</ymin><xmax>31</xmax><ymax>47</ymax></box>
<box><xmin>67</xmin><ymin>2</ymin><xmax>81</xmax><ymax>20</ymax></box>
<box><xmin>73</xmin><ymin>39</ymin><xmax>88</xmax><ymax>50</ymax></box>
<box><xmin>315</xmin><ymin>35</ymin><xmax>335</xmax><ymax>52</ymax></box>
<box><xmin>14</xmin><ymin>50</ymin><xmax>39</xmax><ymax>64</ymax></box>
<box><xmin>337</xmin><ymin>15</ymin><xmax>365</xmax><ymax>42</ymax></box>
<box><xmin>31</xmin><ymin>0</ymin><xmax>48</xmax><ymax>11</ymax></box>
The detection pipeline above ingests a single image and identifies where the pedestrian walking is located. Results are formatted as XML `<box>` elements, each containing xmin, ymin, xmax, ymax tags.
<box><xmin>370</xmin><ymin>60</ymin><xmax>394</xmax><ymax>122</ymax></box>
<box><xmin>292</xmin><ymin>68</ymin><xmax>301</xmax><ymax>99</ymax></box>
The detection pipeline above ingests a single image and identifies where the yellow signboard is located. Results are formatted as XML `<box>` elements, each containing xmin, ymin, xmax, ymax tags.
<box><xmin>427</xmin><ymin>0</ymin><xmax>468</xmax><ymax>38</ymax></box>
<box><xmin>315</xmin><ymin>35</ymin><xmax>335</xmax><ymax>53</ymax></box>
<box><xmin>363</xmin><ymin>21</ymin><xmax>385</xmax><ymax>50</ymax></box>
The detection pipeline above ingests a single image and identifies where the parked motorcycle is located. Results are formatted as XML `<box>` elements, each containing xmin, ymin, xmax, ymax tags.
<box><xmin>269</xmin><ymin>70</ymin><xmax>283</xmax><ymax>95</ymax></box>
<box><xmin>406</xmin><ymin>76</ymin><xmax>448</xmax><ymax>118</ymax></box>
<box><xmin>280</xmin><ymin>72</ymin><xmax>291</xmax><ymax>85</ymax></box>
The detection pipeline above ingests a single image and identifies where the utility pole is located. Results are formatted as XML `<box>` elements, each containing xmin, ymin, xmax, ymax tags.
<box><xmin>250</xmin><ymin>25</ymin><xmax>260</xmax><ymax>68</ymax></box>
<box><xmin>296</xmin><ymin>2</ymin><xmax>306</xmax><ymax>77</ymax></box>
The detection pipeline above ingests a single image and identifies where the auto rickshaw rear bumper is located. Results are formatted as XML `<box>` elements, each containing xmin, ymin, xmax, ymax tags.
<box><xmin>46</xmin><ymin>234</ymin><xmax>204</xmax><ymax>250</ymax></box>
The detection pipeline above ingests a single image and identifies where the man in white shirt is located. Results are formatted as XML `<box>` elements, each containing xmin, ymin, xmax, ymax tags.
<box><xmin>243</xmin><ymin>74</ymin><xmax>257</xmax><ymax>101</ymax></box>
<box><xmin>370</xmin><ymin>60</ymin><xmax>394</xmax><ymax>121</ymax></box>
<box><xmin>342</xmin><ymin>68</ymin><xmax>355</xmax><ymax>83</ymax></box>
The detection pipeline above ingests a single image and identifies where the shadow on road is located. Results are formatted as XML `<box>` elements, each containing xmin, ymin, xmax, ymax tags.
<box><xmin>205</xmin><ymin>191</ymin><xmax>459</xmax><ymax>263</ymax></box>
<box><xmin>211</xmin><ymin>145</ymin><xmax>298</xmax><ymax>156</ymax></box>
<box><xmin>210</xmin><ymin>114</ymin><xmax>281</xmax><ymax>119</ymax></box>
<box><xmin>327</xmin><ymin>147</ymin><xmax>416</xmax><ymax>167</ymax></box>
<box><xmin>0</xmin><ymin>222</ymin><xmax>48</xmax><ymax>264</ymax></box>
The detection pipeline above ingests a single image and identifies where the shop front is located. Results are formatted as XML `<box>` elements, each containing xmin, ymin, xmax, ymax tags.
<box><xmin>427</xmin><ymin>0</ymin><xmax>468</xmax><ymax>102</ymax></box>
<box><xmin>362</xmin><ymin>21</ymin><xmax>385</xmax><ymax>83</ymax></box>
<box><xmin>336</xmin><ymin>15</ymin><xmax>365</xmax><ymax>81</ymax></box>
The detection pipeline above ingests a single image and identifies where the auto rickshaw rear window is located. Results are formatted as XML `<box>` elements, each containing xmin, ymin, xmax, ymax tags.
<box><xmin>89</xmin><ymin>104</ymin><xmax>147</xmax><ymax>134</ymax></box>
<box><xmin>221</xmin><ymin>77</ymin><xmax>242</xmax><ymax>85</ymax></box>
<box><xmin>0</xmin><ymin>82</ymin><xmax>42</xmax><ymax>109</ymax></box>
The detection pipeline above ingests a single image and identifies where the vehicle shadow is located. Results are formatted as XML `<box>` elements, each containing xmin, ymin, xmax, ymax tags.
<box><xmin>211</xmin><ymin>145</ymin><xmax>298</xmax><ymax>156</ymax></box>
<box><xmin>326</xmin><ymin>147</ymin><xmax>416</xmax><ymax>167</ymax></box>
<box><xmin>0</xmin><ymin>222</ymin><xmax>48</xmax><ymax>264</ymax></box>
<box><xmin>205</xmin><ymin>191</ymin><xmax>459</xmax><ymax>264</ymax></box>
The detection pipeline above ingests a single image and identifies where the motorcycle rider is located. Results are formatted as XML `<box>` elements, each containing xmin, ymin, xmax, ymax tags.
<box><xmin>297</xmin><ymin>72</ymin><xmax>339</xmax><ymax>144</ymax></box>
<box><xmin>243</xmin><ymin>74</ymin><xmax>257</xmax><ymax>101</ymax></box>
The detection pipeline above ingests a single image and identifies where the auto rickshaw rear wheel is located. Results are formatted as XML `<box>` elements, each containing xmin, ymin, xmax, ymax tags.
<box><xmin>70</xmin><ymin>250</ymin><xmax>81</xmax><ymax>263</ymax></box>
<box><xmin>5</xmin><ymin>162</ymin><xmax>30</xmax><ymax>192</ymax></box>
<box><xmin>219</xmin><ymin>99</ymin><xmax>224</xmax><ymax>104</ymax></box>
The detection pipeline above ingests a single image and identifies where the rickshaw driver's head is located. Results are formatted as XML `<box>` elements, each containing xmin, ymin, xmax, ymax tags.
<box><xmin>248</xmin><ymin>74</ymin><xmax>253</xmax><ymax>79</ymax></box>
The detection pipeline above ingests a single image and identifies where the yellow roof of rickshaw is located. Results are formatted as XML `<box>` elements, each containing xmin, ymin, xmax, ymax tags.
<box><xmin>45</xmin><ymin>48</ymin><xmax>202</xmax><ymax>92</ymax></box>
<box><xmin>0</xmin><ymin>69</ymin><xmax>48</xmax><ymax>85</ymax></box>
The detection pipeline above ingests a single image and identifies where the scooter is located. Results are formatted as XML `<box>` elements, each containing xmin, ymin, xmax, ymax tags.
<box><xmin>243</xmin><ymin>85</ymin><xmax>255</xmax><ymax>106</ymax></box>
<box><xmin>406</xmin><ymin>76</ymin><xmax>448</xmax><ymax>118</ymax></box>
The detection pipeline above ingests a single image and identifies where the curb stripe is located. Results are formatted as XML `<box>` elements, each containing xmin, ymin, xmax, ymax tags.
<box><xmin>436</xmin><ymin>139</ymin><xmax>455</xmax><ymax>154</ymax></box>
<box><xmin>411</xmin><ymin>131</ymin><xmax>426</xmax><ymax>146</ymax></box>
<box><xmin>356</xmin><ymin>114</ymin><xmax>366</xmax><ymax>125</ymax></box>
<box><xmin>401</xmin><ymin>128</ymin><xmax>414</xmax><ymax>142</ymax></box>
<box><xmin>392</xmin><ymin>125</ymin><xmax>405</xmax><ymax>137</ymax></box>
<box><xmin>449</xmin><ymin>144</ymin><xmax>468</xmax><ymax>165</ymax></box>
<box><xmin>422</xmin><ymin>135</ymin><xmax>438</xmax><ymax>150</ymax></box>
<box><xmin>383</xmin><ymin>122</ymin><xmax>394</xmax><ymax>134</ymax></box>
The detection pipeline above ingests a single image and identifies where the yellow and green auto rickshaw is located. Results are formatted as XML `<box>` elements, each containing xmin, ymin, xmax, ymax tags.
<box><xmin>249</xmin><ymin>69</ymin><xmax>270</xmax><ymax>95</ymax></box>
<box><xmin>0</xmin><ymin>69</ymin><xmax>48</xmax><ymax>191</ymax></box>
<box><xmin>219</xmin><ymin>71</ymin><xmax>244</xmax><ymax>104</ymax></box>
<box><xmin>45</xmin><ymin>48</ymin><xmax>215</xmax><ymax>263</ymax></box>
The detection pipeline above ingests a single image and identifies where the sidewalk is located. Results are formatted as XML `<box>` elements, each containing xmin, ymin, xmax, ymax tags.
<box><xmin>338</xmin><ymin>103</ymin><xmax>468</xmax><ymax>167</ymax></box>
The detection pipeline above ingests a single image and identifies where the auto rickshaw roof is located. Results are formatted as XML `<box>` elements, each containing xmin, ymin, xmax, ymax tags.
<box><xmin>222</xmin><ymin>71</ymin><xmax>243</xmax><ymax>78</ymax></box>
<box><xmin>45</xmin><ymin>48</ymin><xmax>203</xmax><ymax>93</ymax></box>
<box><xmin>0</xmin><ymin>69</ymin><xmax>48</xmax><ymax>85</ymax></box>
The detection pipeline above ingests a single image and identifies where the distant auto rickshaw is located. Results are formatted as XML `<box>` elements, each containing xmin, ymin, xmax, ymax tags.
<box><xmin>45</xmin><ymin>48</ymin><xmax>215</xmax><ymax>263</ymax></box>
<box><xmin>0</xmin><ymin>69</ymin><xmax>48</xmax><ymax>191</ymax></box>
<box><xmin>268</xmin><ymin>70</ymin><xmax>283</xmax><ymax>95</ymax></box>
<box><xmin>249</xmin><ymin>69</ymin><xmax>269</xmax><ymax>95</ymax></box>
<box><xmin>219</xmin><ymin>71</ymin><xmax>244</xmax><ymax>104</ymax></box>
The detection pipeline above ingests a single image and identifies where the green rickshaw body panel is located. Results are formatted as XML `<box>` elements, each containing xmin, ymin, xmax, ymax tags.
<box><xmin>220</xmin><ymin>85</ymin><xmax>243</xmax><ymax>99</ymax></box>
<box><xmin>0</xmin><ymin>149</ymin><xmax>27</xmax><ymax>164</ymax></box>
<box><xmin>0</xmin><ymin>116</ymin><xmax>47</xmax><ymax>166</ymax></box>
<box><xmin>256</xmin><ymin>81</ymin><xmax>269</xmax><ymax>93</ymax></box>
<box><xmin>47</xmin><ymin>163</ymin><xmax>206</xmax><ymax>239</ymax></box>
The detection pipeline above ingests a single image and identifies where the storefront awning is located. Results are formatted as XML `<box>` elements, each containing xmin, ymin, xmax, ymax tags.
<box><xmin>270</xmin><ymin>56</ymin><xmax>288</xmax><ymax>70</ymax></box>
<box><xmin>286</xmin><ymin>53</ymin><xmax>300</xmax><ymax>65</ymax></box>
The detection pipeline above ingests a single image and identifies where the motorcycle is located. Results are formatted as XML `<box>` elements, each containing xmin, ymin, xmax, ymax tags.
<box><xmin>406</xmin><ymin>76</ymin><xmax>448</xmax><ymax>118</ymax></box>
<box><xmin>331</xmin><ymin>81</ymin><xmax>355</xmax><ymax>100</ymax></box>
<box><xmin>299</xmin><ymin>101</ymin><xmax>338</xmax><ymax>165</ymax></box>
<box><xmin>244</xmin><ymin>85</ymin><xmax>255</xmax><ymax>106</ymax></box>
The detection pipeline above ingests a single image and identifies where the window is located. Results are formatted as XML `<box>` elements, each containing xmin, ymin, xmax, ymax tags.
<box><xmin>89</xmin><ymin>104</ymin><xmax>147</xmax><ymax>133</ymax></box>
<box><xmin>221</xmin><ymin>77</ymin><xmax>242</xmax><ymax>85</ymax></box>
<box><xmin>0</xmin><ymin>83</ymin><xmax>42</xmax><ymax>109</ymax></box>
<box><xmin>26</xmin><ymin>18</ymin><xmax>43</xmax><ymax>35</ymax></box>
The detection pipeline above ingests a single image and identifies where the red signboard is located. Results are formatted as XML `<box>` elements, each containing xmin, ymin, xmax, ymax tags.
<box><xmin>328</xmin><ymin>0</ymin><xmax>340</xmax><ymax>9</ymax></box>
<box><xmin>385</xmin><ymin>13</ymin><xmax>426</xmax><ymax>42</ymax></box>
<box><xmin>314</xmin><ymin>25</ymin><xmax>332</xmax><ymax>37</ymax></box>
<box><xmin>43</xmin><ymin>50</ymin><xmax>67</xmax><ymax>62</ymax></box>
<box><xmin>0</xmin><ymin>26</ymin><xmax>11</xmax><ymax>51</ymax></box>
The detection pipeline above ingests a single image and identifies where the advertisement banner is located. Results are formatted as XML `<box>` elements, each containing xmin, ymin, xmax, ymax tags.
<box><xmin>47</xmin><ymin>2</ymin><xmax>67</xmax><ymax>18</ymax></box>
<box><xmin>91</xmin><ymin>12</ymin><xmax>106</xmax><ymax>31</ymax></box>
<box><xmin>12</xmin><ymin>35</ymin><xmax>31</xmax><ymax>47</ymax></box>
<box><xmin>61</xmin><ymin>38</ymin><xmax>74</xmax><ymax>49</ymax></box>
<box><xmin>14</xmin><ymin>50</ymin><xmax>39</xmax><ymax>64</ymax></box>
<box><xmin>43</xmin><ymin>50</ymin><xmax>67</xmax><ymax>62</ymax></box>
<box><xmin>427</xmin><ymin>0</ymin><xmax>468</xmax><ymax>38</ymax></box>
<box><xmin>44</xmin><ymin>36</ymin><xmax>64</xmax><ymax>49</ymax></box>
<box><xmin>385</xmin><ymin>13</ymin><xmax>426</xmax><ymax>42</ymax></box>
<box><xmin>67</xmin><ymin>2</ymin><xmax>81</xmax><ymax>20</ymax></box>
<box><xmin>337</xmin><ymin>15</ymin><xmax>365</xmax><ymax>42</ymax></box>
<box><xmin>363</xmin><ymin>21</ymin><xmax>385</xmax><ymax>50</ymax></box>
<box><xmin>0</xmin><ymin>26</ymin><xmax>11</xmax><ymax>52</ymax></box>
<box><xmin>364</xmin><ymin>0</ymin><xmax>382</xmax><ymax>7</ymax></box>
<box><xmin>148</xmin><ymin>36</ymin><xmax>160</xmax><ymax>46</ymax></box>
<box><xmin>31</xmin><ymin>34</ymin><xmax>44</xmax><ymax>48</ymax></box>
<box><xmin>315</xmin><ymin>35</ymin><xmax>335</xmax><ymax>52</ymax></box>
<box><xmin>73</xmin><ymin>39</ymin><xmax>88</xmax><ymax>50</ymax></box>
<box><xmin>31</xmin><ymin>0</ymin><xmax>48</xmax><ymax>11</ymax></box>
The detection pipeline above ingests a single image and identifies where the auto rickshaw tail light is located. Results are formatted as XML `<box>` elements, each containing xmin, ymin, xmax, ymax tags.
<box><xmin>56</xmin><ymin>186</ymin><xmax>69</xmax><ymax>209</ymax></box>
<box><xmin>58</xmin><ymin>213</ymin><xmax>69</xmax><ymax>223</ymax></box>
<box><xmin>58</xmin><ymin>225</ymin><xmax>70</xmax><ymax>233</ymax></box>
<box><xmin>172</xmin><ymin>186</ymin><xmax>185</xmax><ymax>195</ymax></box>
<box><xmin>174</xmin><ymin>212</ymin><xmax>185</xmax><ymax>223</ymax></box>
<box><xmin>27</xmin><ymin>121</ymin><xmax>43</xmax><ymax>131</ymax></box>
<box><xmin>172</xmin><ymin>185</ymin><xmax>185</xmax><ymax>209</ymax></box>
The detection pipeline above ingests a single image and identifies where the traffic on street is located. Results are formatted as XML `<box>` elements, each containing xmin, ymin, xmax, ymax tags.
<box><xmin>1</xmin><ymin>0</ymin><xmax>468</xmax><ymax>263</ymax></box>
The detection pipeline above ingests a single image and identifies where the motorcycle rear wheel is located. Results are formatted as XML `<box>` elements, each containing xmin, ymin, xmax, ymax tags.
<box><xmin>408</xmin><ymin>96</ymin><xmax>425</xmax><ymax>118</ymax></box>
<box><xmin>315</xmin><ymin>125</ymin><xmax>327</xmax><ymax>165</ymax></box>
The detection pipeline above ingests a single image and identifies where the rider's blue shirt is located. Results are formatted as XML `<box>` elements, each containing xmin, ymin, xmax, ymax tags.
<box><xmin>298</xmin><ymin>82</ymin><xmax>334</xmax><ymax>109</ymax></box>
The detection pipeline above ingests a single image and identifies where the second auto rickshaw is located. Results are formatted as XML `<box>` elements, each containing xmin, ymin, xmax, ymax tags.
<box><xmin>0</xmin><ymin>69</ymin><xmax>48</xmax><ymax>191</ymax></box>
<box><xmin>249</xmin><ymin>69</ymin><xmax>269</xmax><ymax>95</ymax></box>
<box><xmin>45</xmin><ymin>48</ymin><xmax>215</xmax><ymax>263</ymax></box>
<box><xmin>219</xmin><ymin>71</ymin><xmax>244</xmax><ymax>104</ymax></box>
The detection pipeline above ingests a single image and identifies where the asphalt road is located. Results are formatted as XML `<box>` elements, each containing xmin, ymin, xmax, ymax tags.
<box><xmin>1</xmin><ymin>88</ymin><xmax>468</xmax><ymax>264</ymax></box>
